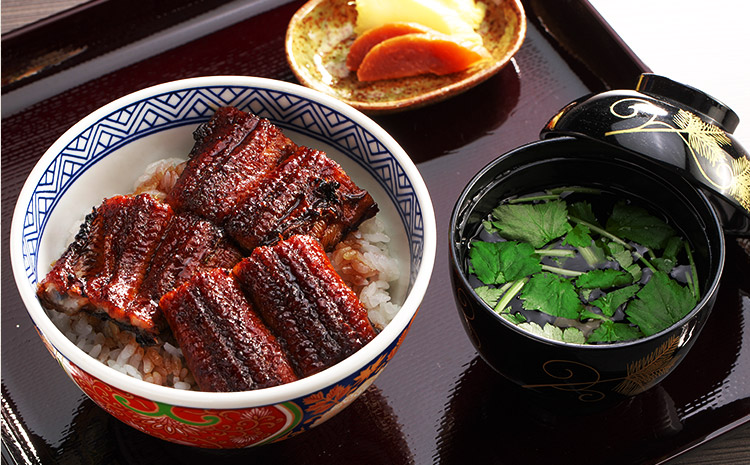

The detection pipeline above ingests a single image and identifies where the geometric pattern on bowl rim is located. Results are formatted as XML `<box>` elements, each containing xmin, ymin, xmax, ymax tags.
<box><xmin>18</xmin><ymin>85</ymin><xmax>424</xmax><ymax>287</ymax></box>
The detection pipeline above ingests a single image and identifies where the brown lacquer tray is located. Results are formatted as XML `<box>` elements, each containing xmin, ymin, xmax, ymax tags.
<box><xmin>3</xmin><ymin>1</ymin><xmax>749</xmax><ymax>464</ymax></box>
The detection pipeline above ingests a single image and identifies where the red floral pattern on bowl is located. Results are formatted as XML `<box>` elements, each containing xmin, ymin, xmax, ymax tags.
<box><xmin>39</xmin><ymin>313</ymin><xmax>412</xmax><ymax>448</ymax></box>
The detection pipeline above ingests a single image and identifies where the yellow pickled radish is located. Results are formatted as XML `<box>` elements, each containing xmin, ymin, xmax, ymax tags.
<box><xmin>354</xmin><ymin>0</ymin><xmax>486</xmax><ymax>49</ymax></box>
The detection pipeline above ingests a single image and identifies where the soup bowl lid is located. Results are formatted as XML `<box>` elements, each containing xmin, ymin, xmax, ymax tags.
<box><xmin>541</xmin><ymin>73</ymin><xmax>750</xmax><ymax>235</ymax></box>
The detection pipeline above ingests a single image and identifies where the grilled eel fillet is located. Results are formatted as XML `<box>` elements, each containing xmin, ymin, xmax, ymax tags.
<box><xmin>37</xmin><ymin>194</ymin><xmax>242</xmax><ymax>342</ymax></box>
<box><xmin>234</xmin><ymin>234</ymin><xmax>377</xmax><ymax>378</ymax></box>
<box><xmin>169</xmin><ymin>106</ymin><xmax>377</xmax><ymax>252</ymax></box>
<box><xmin>139</xmin><ymin>211</ymin><xmax>243</xmax><ymax>306</ymax></box>
<box><xmin>166</xmin><ymin>106</ymin><xmax>298</xmax><ymax>223</ymax></box>
<box><xmin>37</xmin><ymin>194</ymin><xmax>172</xmax><ymax>340</ymax></box>
<box><xmin>160</xmin><ymin>268</ymin><xmax>298</xmax><ymax>392</ymax></box>
<box><xmin>224</xmin><ymin>146</ymin><xmax>378</xmax><ymax>252</ymax></box>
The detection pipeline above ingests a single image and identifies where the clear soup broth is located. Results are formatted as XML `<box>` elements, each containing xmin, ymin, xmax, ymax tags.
<box><xmin>464</xmin><ymin>186</ymin><xmax>699</xmax><ymax>345</ymax></box>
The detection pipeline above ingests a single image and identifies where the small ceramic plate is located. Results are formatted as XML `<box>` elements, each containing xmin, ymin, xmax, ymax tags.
<box><xmin>285</xmin><ymin>0</ymin><xmax>526</xmax><ymax>113</ymax></box>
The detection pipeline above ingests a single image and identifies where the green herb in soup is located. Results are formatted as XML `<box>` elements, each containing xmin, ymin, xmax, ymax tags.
<box><xmin>467</xmin><ymin>187</ymin><xmax>699</xmax><ymax>344</ymax></box>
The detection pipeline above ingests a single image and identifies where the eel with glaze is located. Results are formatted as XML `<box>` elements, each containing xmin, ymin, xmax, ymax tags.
<box><xmin>160</xmin><ymin>267</ymin><xmax>298</xmax><ymax>392</ymax></box>
<box><xmin>139</xmin><ymin>211</ymin><xmax>243</xmax><ymax>307</ymax></box>
<box><xmin>38</xmin><ymin>106</ymin><xmax>382</xmax><ymax>386</ymax></box>
<box><xmin>37</xmin><ymin>196</ymin><xmax>244</xmax><ymax>343</ymax></box>
<box><xmin>223</xmin><ymin>146</ymin><xmax>378</xmax><ymax>252</ymax></box>
<box><xmin>166</xmin><ymin>106</ymin><xmax>298</xmax><ymax>223</ymax></box>
<box><xmin>37</xmin><ymin>194</ymin><xmax>173</xmax><ymax>341</ymax></box>
<box><xmin>233</xmin><ymin>234</ymin><xmax>377</xmax><ymax>378</ymax></box>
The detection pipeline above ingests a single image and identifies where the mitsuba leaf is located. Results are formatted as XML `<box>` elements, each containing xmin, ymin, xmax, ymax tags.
<box><xmin>578</xmin><ymin>242</ymin><xmax>607</xmax><ymax>267</ymax></box>
<box><xmin>607</xmin><ymin>242</ymin><xmax>633</xmax><ymax>268</ymax></box>
<box><xmin>501</xmin><ymin>310</ymin><xmax>527</xmax><ymax>325</ymax></box>
<box><xmin>520</xmin><ymin>272</ymin><xmax>582</xmax><ymax>319</ymax></box>
<box><xmin>469</xmin><ymin>241</ymin><xmax>503</xmax><ymax>284</ymax></box>
<box><xmin>576</xmin><ymin>269</ymin><xmax>633</xmax><ymax>289</ymax></box>
<box><xmin>588</xmin><ymin>320</ymin><xmax>643</xmax><ymax>343</ymax></box>
<box><xmin>652</xmin><ymin>257</ymin><xmax>676</xmax><ymax>274</ymax></box>
<box><xmin>564</xmin><ymin>223</ymin><xmax>593</xmax><ymax>248</ymax></box>
<box><xmin>517</xmin><ymin>321</ymin><xmax>585</xmax><ymax>344</ymax></box>
<box><xmin>663</xmin><ymin>236</ymin><xmax>684</xmax><ymax>259</ymax></box>
<box><xmin>568</xmin><ymin>201</ymin><xmax>599</xmax><ymax>225</ymax></box>
<box><xmin>625</xmin><ymin>271</ymin><xmax>697</xmax><ymax>336</ymax></box>
<box><xmin>562</xmin><ymin>327</ymin><xmax>586</xmax><ymax>344</ymax></box>
<box><xmin>580</xmin><ymin>308</ymin><xmax>607</xmax><ymax>321</ymax></box>
<box><xmin>469</xmin><ymin>241</ymin><xmax>541</xmax><ymax>285</ymax></box>
<box><xmin>589</xmin><ymin>284</ymin><xmax>640</xmax><ymax>317</ymax></box>
<box><xmin>474</xmin><ymin>286</ymin><xmax>505</xmax><ymax>308</ymax></box>
<box><xmin>605</xmin><ymin>202</ymin><xmax>676</xmax><ymax>250</ymax></box>
<box><xmin>490</xmin><ymin>201</ymin><xmax>572</xmax><ymax>248</ymax></box>
<box><xmin>607</xmin><ymin>242</ymin><xmax>642</xmax><ymax>280</ymax></box>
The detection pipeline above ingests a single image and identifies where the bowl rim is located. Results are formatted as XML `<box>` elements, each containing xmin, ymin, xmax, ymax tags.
<box><xmin>10</xmin><ymin>75</ymin><xmax>437</xmax><ymax>409</ymax></box>
<box><xmin>449</xmin><ymin>136</ymin><xmax>726</xmax><ymax>350</ymax></box>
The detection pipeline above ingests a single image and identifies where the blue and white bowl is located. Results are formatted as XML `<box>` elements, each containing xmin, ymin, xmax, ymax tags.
<box><xmin>10</xmin><ymin>76</ymin><xmax>436</xmax><ymax>448</ymax></box>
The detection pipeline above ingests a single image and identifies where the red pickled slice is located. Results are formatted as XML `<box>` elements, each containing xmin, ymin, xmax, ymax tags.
<box><xmin>356</xmin><ymin>32</ymin><xmax>488</xmax><ymax>82</ymax></box>
<box><xmin>346</xmin><ymin>22</ymin><xmax>431</xmax><ymax>71</ymax></box>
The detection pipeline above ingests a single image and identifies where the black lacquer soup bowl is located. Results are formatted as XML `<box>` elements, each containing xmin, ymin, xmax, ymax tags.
<box><xmin>449</xmin><ymin>136</ymin><xmax>725</xmax><ymax>404</ymax></box>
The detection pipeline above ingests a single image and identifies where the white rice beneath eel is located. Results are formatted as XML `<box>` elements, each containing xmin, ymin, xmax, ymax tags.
<box><xmin>45</xmin><ymin>158</ymin><xmax>402</xmax><ymax>390</ymax></box>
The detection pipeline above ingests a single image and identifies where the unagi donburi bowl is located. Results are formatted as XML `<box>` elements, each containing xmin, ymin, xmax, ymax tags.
<box><xmin>10</xmin><ymin>76</ymin><xmax>436</xmax><ymax>448</ymax></box>
<box><xmin>449</xmin><ymin>136</ymin><xmax>725</xmax><ymax>405</ymax></box>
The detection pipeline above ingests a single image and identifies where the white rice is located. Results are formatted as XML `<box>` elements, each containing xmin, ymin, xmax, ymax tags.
<box><xmin>132</xmin><ymin>157</ymin><xmax>186</xmax><ymax>200</ymax></box>
<box><xmin>330</xmin><ymin>216</ymin><xmax>401</xmax><ymax>329</ymax></box>
<box><xmin>51</xmin><ymin>309</ymin><xmax>195</xmax><ymax>389</ymax></box>
<box><xmin>48</xmin><ymin>157</ymin><xmax>403</xmax><ymax>390</ymax></box>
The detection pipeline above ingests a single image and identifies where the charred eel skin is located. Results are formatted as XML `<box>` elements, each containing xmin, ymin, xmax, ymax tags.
<box><xmin>37</xmin><ymin>196</ymin><xmax>244</xmax><ymax>343</ymax></box>
<box><xmin>234</xmin><ymin>234</ymin><xmax>377</xmax><ymax>378</ymax></box>
<box><xmin>140</xmin><ymin>212</ymin><xmax>242</xmax><ymax>302</ymax></box>
<box><xmin>160</xmin><ymin>268</ymin><xmax>298</xmax><ymax>392</ymax></box>
<box><xmin>224</xmin><ymin>146</ymin><xmax>378</xmax><ymax>252</ymax></box>
<box><xmin>166</xmin><ymin>106</ymin><xmax>297</xmax><ymax>223</ymax></box>
<box><xmin>37</xmin><ymin>194</ymin><xmax>173</xmax><ymax>341</ymax></box>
